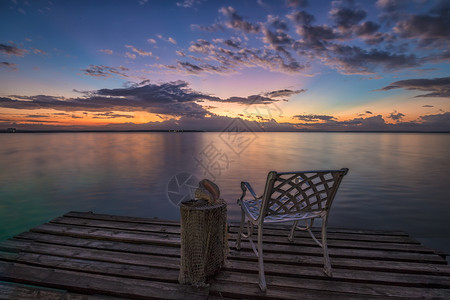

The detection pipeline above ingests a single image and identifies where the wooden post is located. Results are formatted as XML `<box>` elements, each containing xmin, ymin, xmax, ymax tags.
<box><xmin>178</xmin><ymin>200</ymin><xmax>228</xmax><ymax>286</ymax></box>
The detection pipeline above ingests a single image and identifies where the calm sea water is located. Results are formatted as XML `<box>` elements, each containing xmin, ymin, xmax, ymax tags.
<box><xmin>1</xmin><ymin>132</ymin><xmax>449</xmax><ymax>258</ymax></box>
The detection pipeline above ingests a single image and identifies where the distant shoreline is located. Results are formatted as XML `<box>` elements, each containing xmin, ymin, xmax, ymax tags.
<box><xmin>1</xmin><ymin>130</ymin><xmax>449</xmax><ymax>134</ymax></box>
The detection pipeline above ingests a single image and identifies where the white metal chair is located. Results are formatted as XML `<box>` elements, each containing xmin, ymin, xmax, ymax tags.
<box><xmin>236</xmin><ymin>168</ymin><xmax>349</xmax><ymax>292</ymax></box>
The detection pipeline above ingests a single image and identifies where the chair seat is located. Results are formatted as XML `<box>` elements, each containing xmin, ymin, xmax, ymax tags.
<box><xmin>241</xmin><ymin>198</ymin><xmax>324</xmax><ymax>223</ymax></box>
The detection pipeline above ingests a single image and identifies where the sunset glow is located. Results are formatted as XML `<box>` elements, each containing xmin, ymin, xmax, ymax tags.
<box><xmin>1</xmin><ymin>0</ymin><xmax>449</xmax><ymax>131</ymax></box>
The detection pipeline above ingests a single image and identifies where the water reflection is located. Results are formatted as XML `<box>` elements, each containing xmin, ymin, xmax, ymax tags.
<box><xmin>0</xmin><ymin>132</ymin><xmax>449</xmax><ymax>257</ymax></box>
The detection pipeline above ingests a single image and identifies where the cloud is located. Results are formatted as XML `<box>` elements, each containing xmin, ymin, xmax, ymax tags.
<box><xmin>0</xmin><ymin>81</ymin><xmax>294</xmax><ymax>123</ymax></box>
<box><xmin>162</xmin><ymin>60</ymin><xmax>233</xmax><ymax>75</ymax></box>
<box><xmin>293</xmin><ymin>114</ymin><xmax>336</xmax><ymax>121</ymax></box>
<box><xmin>157</xmin><ymin>35</ymin><xmax>178</xmax><ymax>44</ymax></box>
<box><xmin>394</xmin><ymin>1</ymin><xmax>450</xmax><ymax>48</ymax></box>
<box><xmin>357</xmin><ymin>110</ymin><xmax>373</xmax><ymax>117</ymax></box>
<box><xmin>29</xmin><ymin>48</ymin><xmax>46</xmax><ymax>56</ymax></box>
<box><xmin>387</xmin><ymin>110</ymin><xmax>405</xmax><ymax>122</ymax></box>
<box><xmin>190</xmin><ymin>24</ymin><xmax>225</xmax><ymax>32</ymax></box>
<box><xmin>0</xmin><ymin>43</ymin><xmax>28</xmax><ymax>56</ymax></box>
<box><xmin>262</xmin><ymin>26</ymin><xmax>294</xmax><ymax>51</ymax></box>
<box><xmin>26</xmin><ymin>114</ymin><xmax>48</xmax><ymax>118</ymax></box>
<box><xmin>288</xmin><ymin>10</ymin><xmax>315</xmax><ymax>26</ymax></box>
<box><xmin>1</xmin><ymin>61</ymin><xmax>18</xmax><ymax>71</ymax></box>
<box><xmin>257</xmin><ymin>0</ymin><xmax>270</xmax><ymax>9</ymax></box>
<box><xmin>221</xmin><ymin>95</ymin><xmax>278</xmax><ymax>105</ymax></box>
<box><xmin>213</xmin><ymin>38</ymin><xmax>242</xmax><ymax>48</ymax></box>
<box><xmin>0</xmin><ymin>81</ymin><xmax>214</xmax><ymax>119</ymax></box>
<box><xmin>219</xmin><ymin>6</ymin><xmax>261</xmax><ymax>33</ymax></box>
<box><xmin>422</xmin><ymin>105</ymin><xmax>434</xmax><ymax>108</ymax></box>
<box><xmin>324</xmin><ymin>45</ymin><xmax>419</xmax><ymax>74</ymax></box>
<box><xmin>264</xmin><ymin>89</ymin><xmax>306</xmax><ymax>98</ymax></box>
<box><xmin>294</xmin><ymin>24</ymin><xmax>338</xmax><ymax>51</ymax></box>
<box><xmin>147</xmin><ymin>38</ymin><xmax>157</xmax><ymax>44</ymax></box>
<box><xmin>99</xmin><ymin>49</ymin><xmax>113</xmax><ymax>55</ymax></box>
<box><xmin>125</xmin><ymin>52</ymin><xmax>136</xmax><ymax>59</ymax></box>
<box><xmin>286</xmin><ymin>0</ymin><xmax>308</xmax><ymax>8</ymax></box>
<box><xmin>419</xmin><ymin>112</ymin><xmax>450</xmax><ymax>128</ymax></box>
<box><xmin>162</xmin><ymin>37</ymin><xmax>307</xmax><ymax>75</ymax></box>
<box><xmin>93</xmin><ymin>112</ymin><xmax>134</xmax><ymax>119</ymax></box>
<box><xmin>125</xmin><ymin>45</ymin><xmax>153</xmax><ymax>56</ymax></box>
<box><xmin>176</xmin><ymin>0</ymin><xmax>205</xmax><ymax>8</ymax></box>
<box><xmin>330</xmin><ymin>6</ymin><xmax>367</xmax><ymax>29</ymax></box>
<box><xmin>81</xmin><ymin>65</ymin><xmax>129</xmax><ymax>78</ymax></box>
<box><xmin>379</xmin><ymin>76</ymin><xmax>450</xmax><ymax>98</ymax></box>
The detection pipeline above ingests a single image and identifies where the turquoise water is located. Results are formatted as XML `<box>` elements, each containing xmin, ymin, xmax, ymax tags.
<box><xmin>1</xmin><ymin>132</ymin><xmax>449</xmax><ymax>257</ymax></box>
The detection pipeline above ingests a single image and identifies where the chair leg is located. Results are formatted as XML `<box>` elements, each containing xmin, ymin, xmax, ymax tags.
<box><xmin>257</xmin><ymin>224</ymin><xmax>267</xmax><ymax>292</ymax></box>
<box><xmin>288</xmin><ymin>220</ymin><xmax>298</xmax><ymax>242</ymax></box>
<box><xmin>321</xmin><ymin>215</ymin><xmax>332</xmax><ymax>277</ymax></box>
<box><xmin>236</xmin><ymin>209</ymin><xmax>245</xmax><ymax>250</ymax></box>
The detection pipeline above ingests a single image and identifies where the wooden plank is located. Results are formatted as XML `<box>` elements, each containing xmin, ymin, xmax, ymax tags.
<box><xmin>236</xmin><ymin>240</ymin><xmax>446</xmax><ymax>264</ymax></box>
<box><xmin>12</xmin><ymin>233</ymin><xmax>450</xmax><ymax>276</ymax></box>
<box><xmin>214</xmin><ymin>271</ymin><xmax>450</xmax><ymax>298</ymax></box>
<box><xmin>15</xmin><ymin>231</ymin><xmax>181</xmax><ymax>257</ymax></box>
<box><xmin>228</xmin><ymin>223</ymin><xmax>410</xmax><ymax>236</ymax></box>
<box><xmin>30</xmin><ymin>223</ymin><xmax>181</xmax><ymax>246</ymax></box>
<box><xmin>224</xmin><ymin>259</ymin><xmax>450</xmax><ymax>288</ymax></box>
<box><xmin>228</xmin><ymin>248</ymin><xmax>450</xmax><ymax>276</ymax></box>
<box><xmin>64</xmin><ymin>211</ymin><xmax>180</xmax><ymax>226</ymax></box>
<box><xmin>228</xmin><ymin>226</ymin><xmax>419</xmax><ymax>244</ymax></box>
<box><xmin>0</xmin><ymin>251</ymin><xmax>179</xmax><ymax>283</ymax></box>
<box><xmin>2</xmin><ymin>212</ymin><xmax>449</xmax><ymax>300</ymax></box>
<box><xmin>1</xmin><ymin>239</ymin><xmax>181</xmax><ymax>270</ymax></box>
<box><xmin>51</xmin><ymin>216</ymin><xmax>181</xmax><ymax>235</ymax></box>
<box><xmin>0</xmin><ymin>240</ymin><xmax>31</xmax><ymax>253</ymax></box>
<box><xmin>228</xmin><ymin>233</ymin><xmax>433</xmax><ymax>253</ymax></box>
<box><xmin>0</xmin><ymin>281</ymin><xmax>118</xmax><ymax>300</ymax></box>
<box><xmin>210</xmin><ymin>279</ymin><xmax>380</xmax><ymax>300</ymax></box>
<box><xmin>0</xmin><ymin>261</ymin><xmax>208</xmax><ymax>299</ymax></box>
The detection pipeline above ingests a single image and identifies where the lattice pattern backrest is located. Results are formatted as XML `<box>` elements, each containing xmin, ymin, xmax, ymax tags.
<box><xmin>265</xmin><ymin>170</ymin><xmax>344</xmax><ymax>216</ymax></box>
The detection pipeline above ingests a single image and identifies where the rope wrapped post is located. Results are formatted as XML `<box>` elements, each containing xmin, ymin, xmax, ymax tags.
<box><xmin>178</xmin><ymin>200</ymin><xmax>228</xmax><ymax>286</ymax></box>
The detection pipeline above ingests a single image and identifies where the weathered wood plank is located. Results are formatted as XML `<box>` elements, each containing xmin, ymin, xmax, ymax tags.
<box><xmin>224</xmin><ymin>259</ymin><xmax>450</xmax><ymax>288</ymax></box>
<box><xmin>236</xmin><ymin>240</ymin><xmax>446</xmax><ymax>264</ymax></box>
<box><xmin>15</xmin><ymin>231</ymin><xmax>181</xmax><ymax>256</ymax></box>
<box><xmin>214</xmin><ymin>271</ymin><xmax>450</xmax><ymax>298</ymax></box>
<box><xmin>69</xmin><ymin>211</ymin><xmax>408</xmax><ymax>236</ymax></box>
<box><xmin>0</xmin><ymin>239</ymin><xmax>181</xmax><ymax>270</ymax></box>
<box><xmin>228</xmin><ymin>233</ymin><xmax>432</xmax><ymax>253</ymax></box>
<box><xmin>210</xmin><ymin>279</ymin><xmax>381</xmax><ymax>300</ymax></box>
<box><xmin>228</xmin><ymin>248</ymin><xmax>450</xmax><ymax>276</ymax></box>
<box><xmin>0</xmin><ymin>261</ymin><xmax>208</xmax><ymax>299</ymax></box>
<box><xmin>0</xmin><ymin>281</ymin><xmax>119</xmax><ymax>300</ymax></box>
<box><xmin>0</xmin><ymin>251</ymin><xmax>180</xmax><ymax>283</ymax></box>
<box><xmin>18</xmin><ymin>225</ymin><xmax>443</xmax><ymax>265</ymax></box>
<box><xmin>228</xmin><ymin>226</ymin><xmax>420</xmax><ymax>244</ymax></box>
<box><xmin>64</xmin><ymin>211</ymin><xmax>180</xmax><ymax>226</ymax></box>
<box><xmin>0</xmin><ymin>240</ymin><xmax>31</xmax><ymax>253</ymax></box>
<box><xmin>51</xmin><ymin>216</ymin><xmax>181</xmax><ymax>235</ymax></box>
<box><xmin>11</xmin><ymin>232</ymin><xmax>450</xmax><ymax>276</ymax></box>
<box><xmin>228</xmin><ymin>222</ymin><xmax>410</xmax><ymax>236</ymax></box>
<box><xmin>2</xmin><ymin>212</ymin><xmax>449</xmax><ymax>300</ymax></box>
<box><xmin>49</xmin><ymin>217</ymin><xmax>428</xmax><ymax>253</ymax></box>
<box><xmin>31</xmin><ymin>223</ymin><xmax>181</xmax><ymax>246</ymax></box>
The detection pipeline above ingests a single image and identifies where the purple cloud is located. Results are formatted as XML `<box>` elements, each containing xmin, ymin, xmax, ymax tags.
<box><xmin>379</xmin><ymin>77</ymin><xmax>450</xmax><ymax>98</ymax></box>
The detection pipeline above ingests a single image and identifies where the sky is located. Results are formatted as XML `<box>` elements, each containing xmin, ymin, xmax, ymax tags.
<box><xmin>0</xmin><ymin>0</ymin><xmax>449</xmax><ymax>131</ymax></box>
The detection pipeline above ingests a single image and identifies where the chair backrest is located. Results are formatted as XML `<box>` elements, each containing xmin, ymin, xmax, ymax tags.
<box><xmin>260</xmin><ymin>168</ymin><xmax>348</xmax><ymax>218</ymax></box>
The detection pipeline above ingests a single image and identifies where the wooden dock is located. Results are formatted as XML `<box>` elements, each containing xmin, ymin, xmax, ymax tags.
<box><xmin>0</xmin><ymin>211</ymin><xmax>449</xmax><ymax>299</ymax></box>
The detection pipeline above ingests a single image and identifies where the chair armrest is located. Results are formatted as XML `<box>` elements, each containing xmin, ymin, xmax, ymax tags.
<box><xmin>238</xmin><ymin>181</ymin><xmax>261</xmax><ymax>203</ymax></box>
